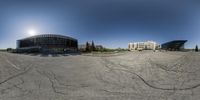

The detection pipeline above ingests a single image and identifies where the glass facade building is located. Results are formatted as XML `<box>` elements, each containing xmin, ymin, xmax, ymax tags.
<box><xmin>17</xmin><ymin>34</ymin><xmax>78</xmax><ymax>53</ymax></box>
<box><xmin>161</xmin><ymin>40</ymin><xmax>187</xmax><ymax>51</ymax></box>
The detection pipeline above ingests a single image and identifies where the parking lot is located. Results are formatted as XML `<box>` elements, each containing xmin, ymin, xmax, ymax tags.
<box><xmin>0</xmin><ymin>51</ymin><xmax>200</xmax><ymax>100</ymax></box>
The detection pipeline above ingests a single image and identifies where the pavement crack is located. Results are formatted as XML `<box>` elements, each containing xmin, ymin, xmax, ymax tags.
<box><xmin>101</xmin><ymin>58</ymin><xmax>200</xmax><ymax>91</ymax></box>
<box><xmin>36</xmin><ymin>70</ymin><xmax>68</xmax><ymax>95</ymax></box>
<box><xmin>0</xmin><ymin>64</ymin><xmax>32</xmax><ymax>85</ymax></box>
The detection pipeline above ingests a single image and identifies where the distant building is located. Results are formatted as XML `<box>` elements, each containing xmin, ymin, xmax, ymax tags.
<box><xmin>128</xmin><ymin>41</ymin><xmax>159</xmax><ymax>51</ymax></box>
<box><xmin>161</xmin><ymin>40</ymin><xmax>187</xmax><ymax>51</ymax></box>
<box><xmin>95</xmin><ymin>45</ymin><xmax>103</xmax><ymax>50</ymax></box>
<box><xmin>78</xmin><ymin>44</ymin><xmax>86</xmax><ymax>51</ymax></box>
<box><xmin>78</xmin><ymin>43</ymin><xmax>103</xmax><ymax>52</ymax></box>
<box><xmin>17</xmin><ymin>34</ymin><xmax>78</xmax><ymax>53</ymax></box>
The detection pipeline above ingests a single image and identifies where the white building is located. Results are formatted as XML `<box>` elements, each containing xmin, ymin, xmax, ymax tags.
<box><xmin>128</xmin><ymin>41</ymin><xmax>159</xmax><ymax>51</ymax></box>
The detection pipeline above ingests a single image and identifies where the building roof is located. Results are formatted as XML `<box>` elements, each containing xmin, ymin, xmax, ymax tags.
<box><xmin>18</xmin><ymin>34</ymin><xmax>77</xmax><ymax>41</ymax></box>
<box><xmin>161</xmin><ymin>40</ymin><xmax>187</xmax><ymax>50</ymax></box>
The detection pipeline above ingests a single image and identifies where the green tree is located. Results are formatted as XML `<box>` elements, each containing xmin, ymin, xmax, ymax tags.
<box><xmin>86</xmin><ymin>42</ymin><xmax>90</xmax><ymax>52</ymax></box>
<box><xmin>195</xmin><ymin>45</ymin><xmax>198</xmax><ymax>52</ymax></box>
<box><xmin>91</xmin><ymin>41</ymin><xmax>96</xmax><ymax>51</ymax></box>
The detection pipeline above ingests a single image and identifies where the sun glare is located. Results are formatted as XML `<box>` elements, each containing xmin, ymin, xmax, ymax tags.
<box><xmin>28</xmin><ymin>30</ymin><xmax>37</xmax><ymax>36</ymax></box>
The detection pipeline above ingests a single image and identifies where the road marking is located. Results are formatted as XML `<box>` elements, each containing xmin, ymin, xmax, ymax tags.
<box><xmin>6</xmin><ymin>60</ymin><xmax>20</xmax><ymax>70</ymax></box>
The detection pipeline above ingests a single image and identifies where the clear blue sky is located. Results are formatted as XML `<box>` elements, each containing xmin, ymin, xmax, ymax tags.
<box><xmin>0</xmin><ymin>0</ymin><xmax>200</xmax><ymax>49</ymax></box>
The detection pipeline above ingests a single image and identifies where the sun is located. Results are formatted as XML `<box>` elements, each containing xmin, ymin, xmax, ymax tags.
<box><xmin>28</xmin><ymin>29</ymin><xmax>37</xmax><ymax>36</ymax></box>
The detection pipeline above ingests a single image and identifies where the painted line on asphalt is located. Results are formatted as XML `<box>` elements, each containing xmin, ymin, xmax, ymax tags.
<box><xmin>6</xmin><ymin>60</ymin><xmax>20</xmax><ymax>70</ymax></box>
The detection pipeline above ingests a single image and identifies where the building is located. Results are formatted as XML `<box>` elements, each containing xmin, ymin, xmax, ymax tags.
<box><xmin>78</xmin><ymin>43</ymin><xmax>104</xmax><ymax>52</ymax></box>
<box><xmin>78</xmin><ymin>44</ymin><xmax>86</xmax><ymax>51</ymax></box>
<box><xmin>95</xmin><ymin>45</ymin><xmax>103</xmax><ymax>50</ymax></box>
<box><xmin>161</xmin><ymin>40</ymin><xmax>187</xmax><ymax>51</ymax></box>
<box><xmin>128</xmin><ymin>41</ymin><xmax>159</xmax><ymax>51</ymax></box>
<box><xmin>16</xmin><ymin>34</ymin><xmax>78</xmax><ymax>53</ymax></box>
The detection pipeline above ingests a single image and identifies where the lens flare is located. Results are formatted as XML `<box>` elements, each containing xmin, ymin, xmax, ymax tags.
<box><xmin>28</xmin><ymin>30</ymin><xmax>37</xmax><ymax>36</ymax></box>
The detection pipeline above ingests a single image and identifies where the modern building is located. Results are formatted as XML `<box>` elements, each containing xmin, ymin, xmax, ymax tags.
<box><xmin>128</xmin><ymin>41</ymin><xmax>159</xmax><ymax>51</ymax></box>
<box><xmin>16</xmin><ymin>34</ymin><xmax>78</xmax><ymax>53</ymax></box>
<box><xmin>161</xmin><ymin>40</ymin><xmax>187</xmax><ymax>51</ymax></box>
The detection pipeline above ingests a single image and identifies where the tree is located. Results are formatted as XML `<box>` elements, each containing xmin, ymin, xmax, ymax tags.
<box><xmin>195</xmin><ymin>45</ymin><xmax>198</xmax><ymax>52</ymax></box>
<box><xmin>86</xmin><ymin>42</ymin><xmax>90</xmax><ymax>52</ymax></box>
<box><xmin>91</xmin><ymin>41</ymin><xmax>96</xmax><ymax>51</ymax></box>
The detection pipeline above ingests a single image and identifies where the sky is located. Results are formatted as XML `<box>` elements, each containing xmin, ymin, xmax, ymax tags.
<box><xmin>0</xmin><ymin>0</ymin><xmax>200</xmax><ymax>49</ymax></box>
